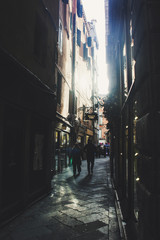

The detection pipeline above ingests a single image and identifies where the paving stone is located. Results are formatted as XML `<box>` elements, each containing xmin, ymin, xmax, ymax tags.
<box><xmin>73</xmin><ymin>220</ymin><xmax>106</xmax><ymax>233</ymax></box>
<box><xmin>65</xmin><ymin>203</ymin><xmax>87</xmax><ymax>211</ymax></box>
<box><xmin>0</xmin><ymin>158</ymin><xmax>121</xmax><ymax>240</ymax></box>
<box><xmin>54</xmin><ymin>212</ymin><xmax>83</xmax><ymax>226</ymax></box>
<box><xmin>98</xmin><ymin>225</ymin><xmax>109</xmax><ymax>235</ymax></box>
<box><xmin>77</xmin><ymin>213</ymin><xmax>106</xmax><ymax>224</ymax></box>
<box><xmin>61</xmin><ymin>209</ymin><xmax>87</xmax><ymax>218</ymax></box>
<box><xmin>12</xmin><ymin>226</ymin><xmax>51</xmax><ymax>240</ymax></box>
<box><xmin>69</xmin><ymin>229</ymin><xmax>106</xmax><ymax>240</ymax></box>
<box><xmin>100</xmin><ymin>217</ymin><xmax>109</xmax><ymax>225</ymax></box>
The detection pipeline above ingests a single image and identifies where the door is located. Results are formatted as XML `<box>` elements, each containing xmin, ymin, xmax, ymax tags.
<box><xmin>2</xmin><ymin>106</ymin><xmax>24</xmax><ymax>207</ymax></box>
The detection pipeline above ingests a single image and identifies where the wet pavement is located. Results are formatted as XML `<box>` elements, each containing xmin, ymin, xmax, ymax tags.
<box><xmin>0</xmin><ymin>157</ymin><xmax>121</xmax><ymax>240</ymax></box>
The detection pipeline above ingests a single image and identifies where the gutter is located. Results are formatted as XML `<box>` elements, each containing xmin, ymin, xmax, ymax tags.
<box><xmin>111</xmin><ymin>179</ymin><xmax>128</xmax><ymax>240</ymax></box>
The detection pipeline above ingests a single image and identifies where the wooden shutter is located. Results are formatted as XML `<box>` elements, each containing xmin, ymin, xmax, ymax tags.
<box><xmin>62</xmin><ymin>0</ymin><xmax>68</xmax><ymax>4</ymax></box>
<box><xmin>91</xmin><ymin>47</ymin><xmax>94</xmax><ymax>58</ymax></box>
<box><xmin>87</xmin><ymin>37</ymin><xmax>91</xmax><ymax>47</ymax></box>
<box><xmin>77</xmin><ymin>29</ymin><xmax>81</xmax><ymax>47</ymax></box>
<box><xmin>77</xmin><ymin>0</ymin><xmax>82</xmax><ymax>18</ymax></box>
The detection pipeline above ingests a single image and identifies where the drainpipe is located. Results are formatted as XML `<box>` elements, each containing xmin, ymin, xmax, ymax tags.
<box><xmin>92</xmin><ymin>59</ymin><xmax>95</xmax><ymax>143</ymax></box>
<box><xmin>71</xmin><ymin>0</ymin><xmax>77</xmax><ymax>145</ymax></box>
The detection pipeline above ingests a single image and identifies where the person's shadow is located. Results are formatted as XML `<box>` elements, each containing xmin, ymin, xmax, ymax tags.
<box><xmin>78</xmin><ymin>174</ymin><xmax>92</xmax><ymax>186</ymax></box>
<box><xmin>66</xmin><ymin>174</ymin><xmax>92</xmax><ymax>186</ymax></box>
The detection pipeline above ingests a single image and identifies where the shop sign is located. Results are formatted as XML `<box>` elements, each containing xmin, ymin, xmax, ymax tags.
<box><xmin>85</xmin><ymin>112</ymin><xmax>98</xmax><ymax>120</ymax></box>
<box><xmin>62</xmin><ymin>124</ymin><xmax>66</xmax><ymax>130</ymax></box>
<box><xmin>86</xmin><ymin>129</ymin><xmax>93</xmax><ymax>136</ymax></box>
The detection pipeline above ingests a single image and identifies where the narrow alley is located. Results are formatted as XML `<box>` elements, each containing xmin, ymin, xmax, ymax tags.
<box><xmin>0</xmin><ymin>157</ymin><xmax>121</xmax><ymax>240</ymax></box>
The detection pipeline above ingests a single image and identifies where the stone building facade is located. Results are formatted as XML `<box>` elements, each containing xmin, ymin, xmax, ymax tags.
<box><xmin>0</xmin><ymin>0</ymin><xmax>99</xmax><ymax>225</ymax></box>
<box><xmin>54</xmin><ymin>0</ymin><xmax>99</xmax><ymax>173</ymax></box>
<box><xmin>0</xmin><ymin>0</ymin><xmax>59</xmax><ymax>225</ymax></box>
<box><xmin>105</xmin><ymin>0</ymin><xmax>160</xmax><ymax>239</ymax></box>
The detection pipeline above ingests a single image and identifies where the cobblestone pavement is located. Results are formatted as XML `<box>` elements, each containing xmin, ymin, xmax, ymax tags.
<box><xmin>0</xmin><ymin>157</ymin><xmax>121</xmax><ymax>240</ymax></box>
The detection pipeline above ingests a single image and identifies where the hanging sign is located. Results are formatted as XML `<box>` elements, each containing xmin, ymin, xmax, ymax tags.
<box><xmin>85</xmin><ymin>112</ymin><xmax>98</xmax><ymax>121</ymax></box>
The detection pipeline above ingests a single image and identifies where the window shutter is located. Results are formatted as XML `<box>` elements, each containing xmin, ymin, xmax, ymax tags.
<box><xmin>91</xmin><ymin>47</ymin><xmax>94</xmax><ymax>58</ymax></box>
<box><xmin>77</xmin><ymin>0</ymin><xmax>82</xmax><ymax>18</ymax></box>
<box><xmin>70</xmin><ymin>13</ymin><xmax>72</xmax><ymax>30</ymax></box>
<box><xmin>86</xmin><ymin>48</ymin><xmax>88</xmax><ymax>60</ymax></box>
<box><xmin>62</xmin><ymin>0</ymin><xmax>68</xmax><ymax>4</ymax></box>
<box><xmin>63</xmin><ymin>3</ymin><xmax>69</xmax><ymax>38</ymax></box>
<box><xmin>83</xmin><ymin>44</ymin><xmax>88</xmax><ymax>61</ymax></box>
<box><xmin>79</xmin><ymin>42</ymin><xmax>83</xmax><ymax>57</ymax></box>
<box><xmin>87</xmin><ymin>37</ymin><xmax>91</xmax><ymax>47</ymax></box>
<box><xmin>87</xmin><ymin>57</ymin><xmax>91</xmax><ymax>70</ymax></box>
<box><xmin>77</xmin><ymin>29</ymin><xmax>81</xmax><ymax>47</ymax></box>
<box><xmin>83</xmin><ymin>23</ymin><xmax>85</xmax><ymax>34</ymax></box>
<box><xmin>83</xmin><ymin>43</ymin><xmax>86</xmax><ymax>60</ymax></box>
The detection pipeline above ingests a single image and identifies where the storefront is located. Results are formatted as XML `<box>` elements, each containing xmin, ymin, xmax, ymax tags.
<box><xmin>86</xmin><ymin>128</ymin><xmax>93</xmax><ymax>144</ymax></box>
<box><xmin>54</xmin><ymin>113</ymin><xmax>72</xmax><ymax>174</ymax></box>
<box><xmin>0</xmin><ymin>49</ymin><xmax>56</xmax><ymax>224</ymax></box>
<box><xmin>77</xmin><ymin>125</ymin><xmax>86</xmax><ymax>148</ymax></box>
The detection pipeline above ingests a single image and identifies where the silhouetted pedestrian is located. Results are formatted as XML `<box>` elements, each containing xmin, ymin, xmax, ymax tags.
<box><xmin>71</xmin><ymin>142</ymin><xmax>82</xmax><ymax>177</ymax></box>
<box><xmin>84</xmin><ymin>138</ymin><xmax>96</xmax><ymax>175</ymax></box>
<box><xmin>103</xmin><ymin>145</ymin><xmax>107</xmax><ymax>157</ymax></box>
<box><xmin>96</xmin><ymin>144</ymin><xmax>101</xmax><ymax>158</ymax></box>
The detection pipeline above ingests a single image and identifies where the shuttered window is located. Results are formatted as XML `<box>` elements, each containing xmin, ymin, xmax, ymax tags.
<box><xmin>62</xmin><ymin>0</ymin><xmax>68</xmax><ymax>4</ymax></box>
<box><xmin>70</xmin><ymin>13</ymin><xmax>72</xmax><ymax>30</ymax></box>
<box><xmin>77</xmin><ymin>29</ymin><xmax>81</xmax><ymax>47</ymax></box>
<box><xmin>83</xmin><ymin>43</ymin><xmax>86</xmax><ymax>60</ymax></box>
<box><xmin>83</xmin><ymin>23</ymin><xmax>85</xmax><ymax>34</ymax></box>
<box><xmin>91</xmin><ymin>47</ymin><xmax>94</xmax><ymax>58</ymax></box>
<box><xmin>83</xmin><ymin>43</ymin><xmax>88</xmax><ymax>61</ymax></box>
<box><xmin>87</xmin><ymin>37</ymin><xmax>91</xmax><ymax>47</ymax></box>
<box><xmin>77</xmin><ymin>0</ymin><xmax>82</xmax><ymax>18</ymax></box>
<box><xmin>63</xmin><ymin>2</ymin><xmax>69</xmax><ymax>38</ymax></box>
<box><xmin>87</xmin><ymin>57</ymin><xmax>91</xmax><ymax>70</ymax></box>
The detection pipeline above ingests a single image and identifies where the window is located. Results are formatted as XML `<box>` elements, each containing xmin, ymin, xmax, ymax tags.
<box><xmin>58</xmin><ymin>20</ymin><xmax>63</xmax><ymax>53</ymax></box>
<box><xmin>87</xmin><ymin>37</ymin><xmax>91</xmax><ymax>47</ymax></box>
<box><xmin>63</xmin><ymin>2</ymin><xmax>69</xmax><ymax>38</ymax></box>
<box><xmin>77</xmin><ymin>0</ymin><xmax>83</xmax><ymax>18</ymax></box>
<box><xmin>83</xmin><ymin>23</ymin><xmax>85</xmax><ymax>34</ymax></box>
<box><xmin>91</xmin><ymin>47</ymin><xmax>94</xmax><ymax>58</ymax></box>
<box><xmin>77</xmin><ymin>29</ymin><xmax>81</xmax><ymax>47</ymax></box>
<box><xmin>83</xmin><ymin>43</ymin><xmax>88</xmax><ymax>61</ymax></box>
<box><xmin>70</xmin><ymin>13</ymin><xmax>72</xmax><ymax>30</ymax></box>
<box><xmin>87</xmin><ymin>57</ymin><xmax>91</xmax><ymax>70</ymax></box>
<box><xmin>57</xmin><ymin>72</ymin><xmax>62</xmax><ymax>105</ymax></box>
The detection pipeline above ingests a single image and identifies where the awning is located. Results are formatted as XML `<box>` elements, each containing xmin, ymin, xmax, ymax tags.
<box><xmin>56</xmin><ymin>112</ymin><xmax>73</xmax><ymax>128</ymax></box>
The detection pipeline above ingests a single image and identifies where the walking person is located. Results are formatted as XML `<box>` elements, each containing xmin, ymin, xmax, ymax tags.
<box><xmin>84</xmin><ymin>138</ymin><xmax>96</xmax><ymax>175</ymax></box>
<box><xmin>71</xmin><ymin>142</ymin><xmax>82</xmax><ymax>177</ymax></box>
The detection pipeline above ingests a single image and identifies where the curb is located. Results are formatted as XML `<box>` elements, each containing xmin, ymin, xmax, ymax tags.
<box><xmin>111</xmin><ymin>179</ymin><xmax>128</xmax><ymax>240</ymax></box>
